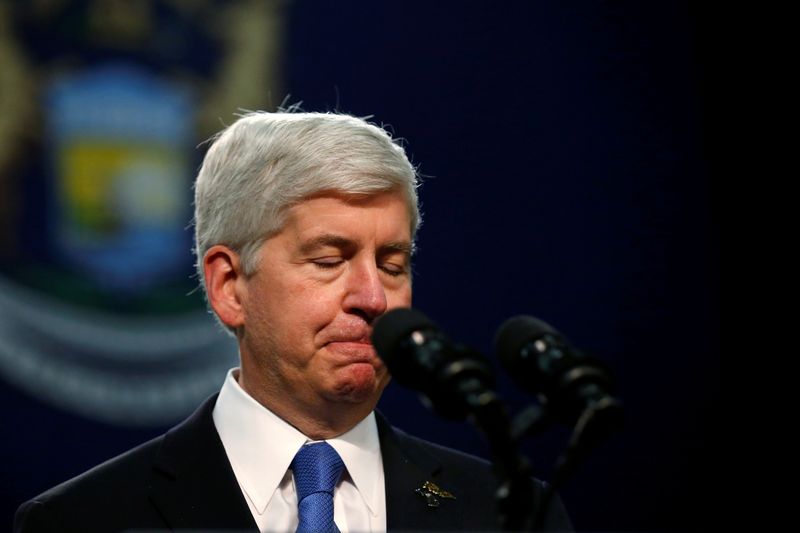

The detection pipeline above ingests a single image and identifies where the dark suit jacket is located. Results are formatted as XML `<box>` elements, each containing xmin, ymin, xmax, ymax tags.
<box><xmin>15</xmin><ymin>395</ymin><xmax>572</xmax><ymax>532</ymax></box>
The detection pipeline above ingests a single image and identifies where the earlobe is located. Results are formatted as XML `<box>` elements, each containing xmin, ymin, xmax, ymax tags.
<box><xmin>203</xmin><ymin>245</ymin><xmax>246</xmax><ymax>329</ymax></box>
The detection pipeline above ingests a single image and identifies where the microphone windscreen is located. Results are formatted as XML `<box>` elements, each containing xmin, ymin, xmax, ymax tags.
<box><xmin>494</xmin><ymin>315</ymin><xmax>559</xmax><ymax>372</ymax></box>
<box><xmin>371</xmin><ymin>307</ymin><xmax>436</xmax><ymax>367</ymax></box>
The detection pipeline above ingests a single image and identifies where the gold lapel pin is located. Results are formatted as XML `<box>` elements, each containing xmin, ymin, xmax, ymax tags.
<box><xmin>415</xmin><ymin>480</ymin><xmax>456</xmax><ymax>508</ymax></box>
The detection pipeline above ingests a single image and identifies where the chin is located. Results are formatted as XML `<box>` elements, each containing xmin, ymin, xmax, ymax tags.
<box><xmin>328</xmin><ymin>363</ymin><xmax>386</xmax><ymax>404</ymax></box>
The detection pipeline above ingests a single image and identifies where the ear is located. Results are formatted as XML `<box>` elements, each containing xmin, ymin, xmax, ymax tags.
<box><xmin>203</xmin><ymin>245</ymin><xmax>246</xmax><ymax>330</ymax></box>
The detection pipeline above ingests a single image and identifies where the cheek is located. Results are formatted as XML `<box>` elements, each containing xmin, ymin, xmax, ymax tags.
<box><xmin>298</xmin><ymin>285</ymin><xmax>344</xmax><ymax>325</ymax></box>
<box><xmin>244</xmin><ymin>279</ymin><xmax>309</xmax><ymax>348</ymax></box>
<box><xmin>387</xmin><ymin>285</ymin><xmax>413</xmax><ymax>309</ymax></box>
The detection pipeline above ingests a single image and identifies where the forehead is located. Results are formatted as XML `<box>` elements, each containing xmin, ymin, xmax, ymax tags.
<box><xmin>282</xmin><ymin>191</ymin><xmax>413</xmax><ymax>239</ymax></box>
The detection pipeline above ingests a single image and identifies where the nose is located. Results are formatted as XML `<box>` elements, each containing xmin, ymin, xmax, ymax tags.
<box><xmin>342</xmin><ymin>259</ymin><xmax>388</xmax><ymax>323</ymax></box>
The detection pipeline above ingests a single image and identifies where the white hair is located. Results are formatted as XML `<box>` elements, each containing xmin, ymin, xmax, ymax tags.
<box><xmin>193</xmin><ymin>110</ymin><xmax>421</xmax><ymax>293</ymax></box>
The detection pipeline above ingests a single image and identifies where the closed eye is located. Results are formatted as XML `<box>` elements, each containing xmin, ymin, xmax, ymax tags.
<box><xmin>312</xmin><ymin>258</ymin><xmax>344</xmax><ymax>269</ymax></box>
<box><xmin>380</xmin><ymin>263</ymin><xmax>407</xmax><ymax>277</ymax></box>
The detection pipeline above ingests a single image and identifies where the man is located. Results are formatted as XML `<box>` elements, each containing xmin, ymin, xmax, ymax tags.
<box><xmin>15</xmin><ymin>111</ymin><xmax>572</xmax><ymax>532</ymax></box>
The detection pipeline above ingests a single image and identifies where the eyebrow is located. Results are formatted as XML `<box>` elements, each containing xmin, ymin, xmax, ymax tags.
<box><xmin>298</xmin><ymin>233</ymin><xmax>414</xmax><ymax>258</ymax></box>
<box><xmin>298</xmin><ymin>234</ymin><xmax>355</xmax><ymax>255</ymax></box>
<box><xmin>381</xmin><ymin>241</ymin><xmax>415</xmax><ymax>263</ymax></box>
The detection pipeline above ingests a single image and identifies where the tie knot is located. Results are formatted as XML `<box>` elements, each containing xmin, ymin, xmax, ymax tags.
<box><xmin>291</xmin><ymin>442</ymin><xmax>345</xmax><ymax>501</ymax></box>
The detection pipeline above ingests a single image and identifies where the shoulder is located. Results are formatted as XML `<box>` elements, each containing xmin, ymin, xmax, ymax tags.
<box><xmin>14</xmin><ymin>436</ymin><xmax>166</xmax><ymax>533</ymax></box>
<box><xmin>28</xmin><ymin>435</ymin><xmax>163</xmax><ymax>503</ymax></box>
<box><xmin>14</xmin><ymin>395</ymin><xmax>220</xmax><ymax>533</ymax></box>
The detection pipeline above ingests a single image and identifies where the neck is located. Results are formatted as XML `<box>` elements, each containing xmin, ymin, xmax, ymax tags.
<box><xmin>236</xmin><ymin>367</ymin><xmax>373</xmax><ymax>440</ymax></box>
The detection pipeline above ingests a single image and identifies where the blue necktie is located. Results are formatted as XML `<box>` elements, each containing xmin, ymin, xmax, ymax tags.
<box><xmin>291</xmin><ymin>442</ymin><xmax>345</xmax><ymax>533</ymax></box>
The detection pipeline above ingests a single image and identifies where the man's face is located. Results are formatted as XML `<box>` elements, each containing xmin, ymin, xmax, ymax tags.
<box><xmin>237</xmin><ymin>191</ymin><xmax>413</xmax><ymax>414</ymax></box>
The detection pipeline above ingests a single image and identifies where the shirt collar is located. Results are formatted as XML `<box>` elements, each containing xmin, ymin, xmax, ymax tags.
<box><xmin>327</xmin><ymin>413</ymin><xmax>383</xmax><ymax>516</ymax></box>
<box><xmin>212</xmin><ymin>368</ymin><xmax>382</xmax><ymax>515</ymax></box>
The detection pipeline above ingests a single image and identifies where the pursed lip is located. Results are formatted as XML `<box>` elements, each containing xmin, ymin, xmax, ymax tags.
<box><xmin>324</xmin><ymin>337</ymin><xmax>380</xmax><ymax>363</ymax></box>
<box><xmin>325</xmin><ymin>339</ymin><xmax>374</xmax><ymax>350</ymax></box>
<box><xmin>322</xmin><ymin>329</ymin><xmax>373</xmax><ymax>346</ymax></box>
<box><xmin>328</xmin><ymin>337</ymin><xmax>371</xmax><ymax>344</ymax></box>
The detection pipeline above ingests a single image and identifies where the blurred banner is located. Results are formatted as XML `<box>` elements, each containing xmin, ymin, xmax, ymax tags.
<box><xmin>0</xmin><ymin>0</ymin><xmax>287</xmax><ymax>426</ymax></box>
<box><xmin>0</xmin><ymin>275</ymin><xmax>237</xmax><ymax>425</ymax></box>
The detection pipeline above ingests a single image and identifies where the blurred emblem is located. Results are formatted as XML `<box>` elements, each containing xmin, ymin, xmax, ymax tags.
<box><xmin>0</xmin><ymin>0</ymin><xmax>286</xmax><ymax>426</ymax></box>
<box><xmin>47</xmin><ymin>64</ymin><xmax>192</xmax><ymax>291</ymax></box>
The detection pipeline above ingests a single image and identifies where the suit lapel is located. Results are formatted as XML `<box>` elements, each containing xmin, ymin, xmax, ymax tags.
<box><xmin>377</xmin><ymin>413</ymin><xmax>462</xmax><ymax>532</ymax></box>
<box><xmin>147</xmin><ymin>395</ymin><xmax>257</xmax><ymax>531</ymax></box>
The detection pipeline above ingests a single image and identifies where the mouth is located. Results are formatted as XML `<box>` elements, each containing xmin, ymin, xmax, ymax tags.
<box><xmin>326</xmin><ymin>332</ymin><xmax>372</xmax><ymax>343</ymax></box>
<box><xmin>319</xmin><ymin>322</ymin><xmax>384</xmax><ymax>362</ymax></box>
<box><xmin>324</xmin><ymin>338</ymin><xmax>380</xmax><ymax>363</ymax></box>
<box><xmin>322</xmin><ymin>326</ymin><xmax>373</xmax><ymax>346</ymax></box>
<box><xmin>325</xmin><ymin>339</ymin><xmax>374</xmax><ymax>350</ymax></box>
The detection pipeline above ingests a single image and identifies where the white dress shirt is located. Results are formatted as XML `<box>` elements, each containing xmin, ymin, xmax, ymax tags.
<box><xmin>212</xmin><ymin>369</ymin><xmax>387</xmax><ymax>533</ymax></box>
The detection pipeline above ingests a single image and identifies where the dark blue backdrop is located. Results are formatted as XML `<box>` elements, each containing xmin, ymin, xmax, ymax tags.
<box><xmin>2</xmin><ymin>1</ymin><xmax>716</xmax><ymax>531</ymax></box>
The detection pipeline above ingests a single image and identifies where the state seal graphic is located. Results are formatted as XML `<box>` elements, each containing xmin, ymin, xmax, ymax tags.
<box><xmin>0</xmin><ymin>0</ymin><xmax>286</xmax><ymax>426</ymax></box>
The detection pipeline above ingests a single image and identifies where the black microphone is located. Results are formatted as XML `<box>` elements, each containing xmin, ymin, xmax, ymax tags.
<box><xmin>373</xmin><ymin>308</ymin><xmax>539</xmax><ymax>532</ymax></box>
<box><xmin>495</xmin><ymin>315</ymin><xmax>623</xmax><ymax>526</ymax></box>
<box><xmin>494</xmin><ymin>315</ymin><xmax>622</xmax><ymax>429</ymax></box>
<box><xmin>371</xmin><ymin>307</ymin><xmax>497</xmax><ymax>421</ymax></box>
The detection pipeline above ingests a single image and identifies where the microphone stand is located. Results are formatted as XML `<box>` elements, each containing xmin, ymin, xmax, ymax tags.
<box><xmin>453</xmin><ymin>372</ymin><xmax>537</xmax><ymax>531</ymax></box>
<box><xmin>448</xmin><ymin>370</ymin><xmax>621</xmax><ymax>531</ymax></box>
<box><xmin>511</xmin><ymin>392</ymin><xmax>623</xmax><ymax>530</ymax></box>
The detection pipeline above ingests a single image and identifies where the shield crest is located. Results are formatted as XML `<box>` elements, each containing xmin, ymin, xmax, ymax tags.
<box><xmin>46</xmin><ymin>63</ymin><xmax>193</xmax><ymax>292</ymax></box>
